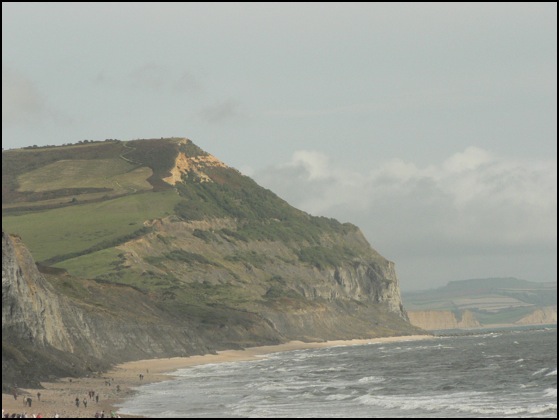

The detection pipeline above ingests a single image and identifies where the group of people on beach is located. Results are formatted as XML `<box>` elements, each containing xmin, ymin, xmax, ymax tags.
<box><xmin>4</xmin><ymin>386</ymin><xmax>117</xmax><ymax>418</ymax></box>
<box><xmin>94</xmin><ymin>411</ymin><xmax>120</xmax><ymax>418</ymax></box>
<box><xmin>5</xmin><ymin>370</ymin><xmax>149</xmax><ymax>418</ymax></box>
<box><xmin>74</xmin><ymin>390</ymin><xmax>99</xmax><ymax>408</ymax></box>
<box><xmin>2</xmin><ymin>408</ymin><xmax>120</xmax><ymax>418</ymax></box>
<box><xmin>2</xmin><ymin>409</ymin><xmax>48</xmax><ymax>418</ymax></box>
<box><xmin>2</xmin><ymin>410</ymin><xmax>120</xmax><ymax>418</ymax></box>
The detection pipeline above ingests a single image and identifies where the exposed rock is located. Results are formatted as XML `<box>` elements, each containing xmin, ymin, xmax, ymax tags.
<box><xmin>2</xmin><ymin>231</ymin><xmax>421</xmax><ymax>391</ymax></box>
<box><xmin>515</xmin><ymin>306</ymin><xmax>557</xmax><ymax>325</ymax></box>
<box><xmin>407</xmin><ymin>310</ymin><xmax>481</xmax><ymax>330</ymax></box>
<box><xmin>2</xmin><ymin>138</ymin><xmax>423</xmax><ymax>391</ymax></box>
<box><xmin>163</xmin><ymin>152</ymin><xmax>217</xmax><ymax>184</ymax></box>
<box><xmin>2</xmin><ymin>232</ymin><xmax>74</xmax><ymax>352</ymax></box>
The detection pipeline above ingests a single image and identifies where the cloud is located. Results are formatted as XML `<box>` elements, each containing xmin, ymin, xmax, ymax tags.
<box><xmin>2</xmin><ymin>64</ymin><xmax>46</xmax><ymax>125</ymax></box>
<box><xmin>290</xmin><ymin>150</ymin><xmax>332</xmax><ymax>180</ymax></box>
<box><xmin>199</xmin><ymin>99</ymin><xmax>241</xmax><ymax>123</ymax></box>
<box><xmin>173</xmin><ymin>70</ymin><xmax>202</xmax><ymax>95</ymax></box>
<box><xmin>255</xmin><ymin>147</ymin><xmax>557</xmax><ymax>259</ymax></box>
<box><xmin>129</xmin><ymin>62</ymin><xmax>166</xmax><ymax>90</ymax></box>
<box><xmin>94</xmin><ymin>63</ymin><xmax>202</xmax><ymax>95</ymax></box>
<box><xmin>442</xmin><ymin>146</ymin><xmax>492</xmax><ymax>173</ymax></box>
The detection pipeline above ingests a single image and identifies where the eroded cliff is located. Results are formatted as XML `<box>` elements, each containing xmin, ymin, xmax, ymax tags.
<box><xmin>2</xmin><ymin>230</ymin><xmax>421</xmax><ymax>391</ymax></box>
<box><xmin>407</xmin><ymin>310</ymin><xmax>482</xmax><ymax>330</ymax></box>
<box><xmin>2</xmin><ymin>138</ymin><xmax>423</xmax><ymax>391</ymax></box>
<box><xmin>516</xmin><ymin>307</ymin><xmax>557</xmax><ymax>325</ymax></box>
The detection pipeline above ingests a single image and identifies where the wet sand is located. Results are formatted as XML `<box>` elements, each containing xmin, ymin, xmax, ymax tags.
<box><xmin>2</xmin><ymin>334</ymin><xmax>432</xmax><ymax>418</ymax></box>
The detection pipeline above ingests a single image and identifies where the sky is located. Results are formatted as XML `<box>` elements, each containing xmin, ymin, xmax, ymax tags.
<box><xmin>2</xmin><ymin>3</ymin><xmax>557</xmax><ymax>291</ymax></box>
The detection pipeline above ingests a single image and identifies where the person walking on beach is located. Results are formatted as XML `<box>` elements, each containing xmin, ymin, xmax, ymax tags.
<box><xmin>83</xmin><ymin>398</ymin><xmax>88</xmax><ymax>408</ymax></box>
<box><xmin>37</xmin><ymin>392</ymin><xmax>41</xmax><ymax>401</ymax></box>
<box><xmin>75</xmin><ymin>397</ymin><xmax>80</xmax><ymax>407</ymax></box>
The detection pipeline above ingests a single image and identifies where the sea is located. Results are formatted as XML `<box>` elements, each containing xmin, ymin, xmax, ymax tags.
<box><xmin>118</xmin><ymin>326</ymin><xmax>556</xmax><ymax>418</ymax></box>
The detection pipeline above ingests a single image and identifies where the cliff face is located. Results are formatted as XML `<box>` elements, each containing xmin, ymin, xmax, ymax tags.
<box><xmin>516</xmin><ymin>307</ymin><xmax>557</xmax><ymax>325</ymax></box>
<box><xmin>120</xmin><ymin>216</ymin><xmax>408</xmax><ymax>318</ymax></box>
<box><xmin>2</xmin><ymin>138</ymin><xmax>422</xmax><ymax>391</ymax></box>
<box><xmin>1</xmin><ymin>231</ymin><xmax>272</xmax><ymax>390</ymax></box>
<box><xmin>407</xmin><ymin>307</ymin><xmax>558</xmax><ymax>331</ymax></box>
<box><xmin>2</xmin><ymin>232</ymin><xmax>74</xmax><ymax>352</ymax></box>
<box><xmin>407</xmin><ymin>310</ymin><xmax>481</xmax><ymax>330</ymax></box>
<box><xmin>2</xmin><ymin>230</ymin><xmax>420</xmax><ymax>390</ymax></box>
<box><xmin>402</xmin><ymin>278</ymin><xmax>557</xmax><ymax>330</ymax></box>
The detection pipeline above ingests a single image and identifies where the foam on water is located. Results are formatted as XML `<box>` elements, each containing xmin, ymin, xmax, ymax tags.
<box><xmin>117</xmin><ymin>327</ymin><xmax>557</xmax><ymax>418</ymax></box>
<box><xmin>543</xmin><ymin>388</ymin><xmax>557</xmax><ymax>397</ymax></box>
<box><xmin>357</xmin><ymin>375</ymin><xmax>385</xmax><ymax>384</ymax></box>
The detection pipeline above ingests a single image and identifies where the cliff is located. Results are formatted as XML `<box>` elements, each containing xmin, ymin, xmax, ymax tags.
<box><xmin>2</xmin><ymin>231</ymin><xmax>216</xmax><ymax>389</ymax></box>
<box><xmin>2</xmin><ymin>227</ymin><xmax>419</xmax><ymax>390</ymax></box>
<box><xmin>407</xmin><ymin>310</ymin><xmax>481</xmax><ymax>330</ymax></box>
<box><xmin>515</xmin><ymin>307</ymin><xmax>557</xmax><ymax>325</ymax></box>
<box><xmin>2</xmin><ymin>138</ymin><xmax>423</xmax><ymax>391</ymax></box>
<box><xmin>402</xmin><ymin>278</ymin><xmax>557</xmax><ymax>330</ymax></box>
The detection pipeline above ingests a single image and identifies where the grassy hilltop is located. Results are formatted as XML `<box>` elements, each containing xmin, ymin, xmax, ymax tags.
<box><xmin>3</xmin><ymin>137</ymin><xmax>416</xmax><ymax>335</ymax></box>
<box><xmin>3</xmin><ymin>137</ymin><xmax>425</xmax><ymax>389</ymax></box>
<box><xmin>2</xmin><ymin>138</ymin><xmax>367</xmax><ymax>286</ymax></box>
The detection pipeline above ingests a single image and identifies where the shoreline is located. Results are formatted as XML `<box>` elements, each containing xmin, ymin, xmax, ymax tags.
<box><xmin>2</xmin><ymin>334</ymin><xmax>433</xmax><ymax>418</ymax></box>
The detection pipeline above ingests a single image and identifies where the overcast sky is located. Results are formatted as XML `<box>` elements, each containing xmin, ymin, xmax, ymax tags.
<box><xmin>2</xmin><ymin>3</ymin><xmax>556</xmax><ymax>290</ymax></box>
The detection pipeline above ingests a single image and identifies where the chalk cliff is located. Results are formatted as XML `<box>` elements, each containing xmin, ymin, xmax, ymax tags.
<box><xmin>407</xmin><ymin>310</ymin><xmax>482</xmax><ymax>330</ymax></box>
<box><xmin>403</xmin><ymin>277</ymin><xmax>557</xmax><ymax>330</ymax></box>
<box><xmin>515</xmin><ymin>307</ymin><xmax>557</xmax><ymax>325</ymax></box>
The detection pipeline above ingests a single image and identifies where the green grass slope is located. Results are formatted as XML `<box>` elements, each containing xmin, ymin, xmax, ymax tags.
<box><xmin>2</xmin><ymin>137</ymin><xmax>423</xmax><ymax>393</ymax></box>
<box><xmin>2</xmin><ymin>189</ymin><xmax>180</xmax><ymax>263</ymax></box>
<box><xmin>2</xmin><ymin>137</ymin><xmax>417</xmax><ymax>339</ymax></box>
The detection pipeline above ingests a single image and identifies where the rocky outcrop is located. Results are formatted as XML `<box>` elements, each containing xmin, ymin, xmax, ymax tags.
<box><xmin>516</xmin><ymin>306</ymin><xmax>557</xmax><ymax>325</ymax></box>
<box><xmin>407</xmin><ymin>307</ymin><xmax>557</xmax><ymax>331</ymax></box>
<box><xmin>2</xmin><ymin>232</ymin><xmax>75</xmax><ymax>352</ymax></box>
<box><xmin>407</xmin><ymin>310</ymin><xmax>481</xmax><ymax>330</ymax></box>
<box><xmin>118</xmin><ymin>216</ymin><xmax>410</xmax><ymax>323</ymax></box>
<box><xmin>163</xmin><ymin>152</ymin><xmax>227</xmax><ymax>185</ymax></box>
<box><xmin>327</xmin><ymin>259</ymin><xmax>405</xmax><ymax>314</ymax></box>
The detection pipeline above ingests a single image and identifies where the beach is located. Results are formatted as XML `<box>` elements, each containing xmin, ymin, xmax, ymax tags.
<box><xmin>2</xmin><ymin>335</ymin><xmax>432</xmax><ymax>418</ymax></box>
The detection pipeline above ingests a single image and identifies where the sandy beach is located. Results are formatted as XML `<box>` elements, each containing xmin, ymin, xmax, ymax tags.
<box><xmin>2</xmin><ymin>334</ymin><xmax>432</xmax><ymax>418</ymax></box>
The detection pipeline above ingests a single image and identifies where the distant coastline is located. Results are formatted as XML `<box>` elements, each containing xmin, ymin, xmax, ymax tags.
<box><xmin>427</xmin><ymin>323</ymin><xmax>557</xmax><ymax>336</ymax></box>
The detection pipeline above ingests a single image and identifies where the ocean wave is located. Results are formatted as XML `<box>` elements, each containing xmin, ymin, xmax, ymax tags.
<box><xmin>533</xmin><ymin>368</ymin><xmax>548</xmax><ymax>376</ymax></box>
<box><xmin>353</xmin><ymin>391</ymin><xmax>556</xmax><ymax>416</ymax></box>
<box><xmin>357</xmin><ymin>376</ymin><xmax>385</xmax><ymax>384</ymax></box>
<box><xmin>543</xmin><ymin>388</ymin><xmax>557</xmax><ymax>398</ymax></box>
<box><xmin>115</xmin><ymin>328</ymin><xmax>557</xmax><ymax>418</ymax></box>
<box><xmin>324</xmin><ymin>393</ymin><xmax>353</xmax><ymax>401</ymax></box>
